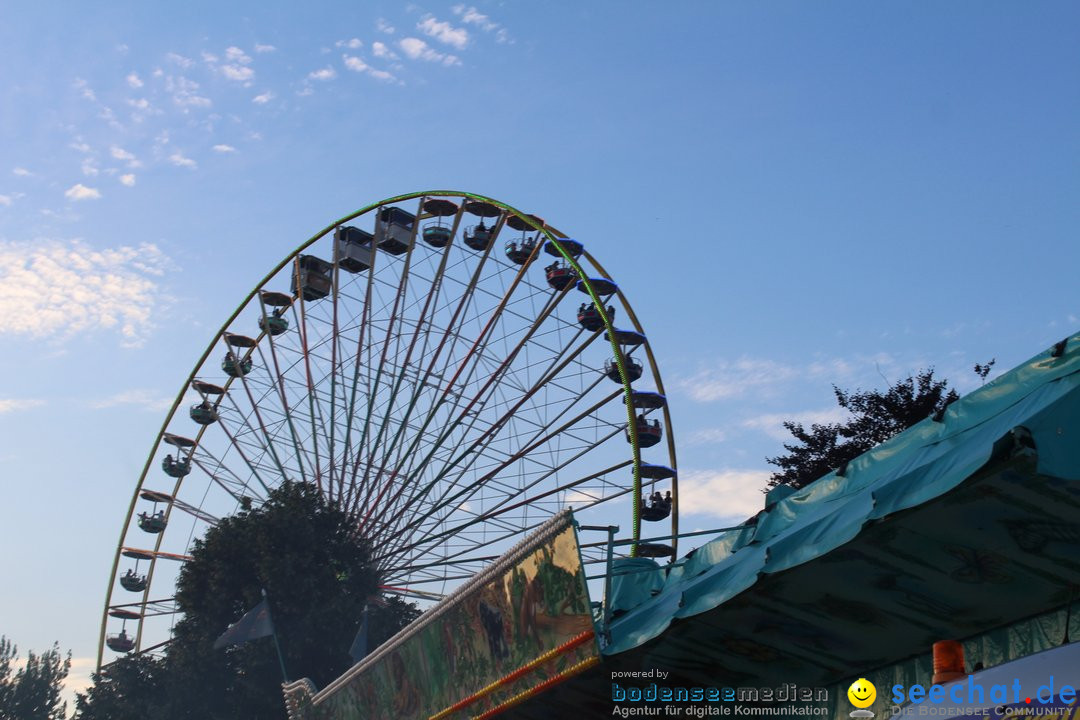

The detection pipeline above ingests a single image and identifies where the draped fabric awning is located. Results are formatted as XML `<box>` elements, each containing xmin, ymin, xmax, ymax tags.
<box><xmin>505</xmin><ymin>332</ymin><xmax>1080</xmax><ymax>718</ymax></box>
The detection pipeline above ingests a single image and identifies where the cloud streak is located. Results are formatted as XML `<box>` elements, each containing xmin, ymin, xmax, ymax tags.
<box><xmin>0</xmin><ymin>398</ymin><xmax>45</xmax><ymax>414</ymax></box>
<box><xmin>417</xmin><ymin>16</ymin><xmax>469</xmax><ymax>50</ymax></box>
<box><xmin>65</xmin><ymin>183</ymin><xmax>101</xmax><ymax>201</ymax></box>
<box><xmin>676</xmin><ymin>468</ymin><xmax>771</xmax><ymax>521</ymax></box>
<box><xmin>677</xmin><ymin>357</ymin><xmax>799</xmax><ymax>402</ymax></box>
<box><xmin>0</xmin><ymin>238</ymin><xmax>172</xmax><ymax>346</ymax></box>
<box><xmin>399</xmin><ymin>38</ymin><xmax>460</xmax><ymax>66</ymax></box>
<box><xmin>741</xmin><ymin>407</ymin><xmax>851</xmax><ymax>440</ymax></box>
<box><xmin>91</xmin><ymin>389</ymin><xmax>175</xmax><ymax>411</ymax></box>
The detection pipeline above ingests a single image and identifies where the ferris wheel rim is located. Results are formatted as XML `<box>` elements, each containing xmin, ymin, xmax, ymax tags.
<box><xmin>97</xmin><ymin>190</ymin><xmax>678</xmax><ymax>670</ymax></box>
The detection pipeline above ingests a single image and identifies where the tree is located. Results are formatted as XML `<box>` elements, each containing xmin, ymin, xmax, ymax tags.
<box><xmin>78</xmin><ymin>480</ymin><xmax>418</xmax><ymax>720</ymax></box>
<box><xmin>766</xmin><ymin>368</ymin><xmax>959</xmax><ymax>489</ymax></box>
<box><xmin>73</xmin><ymin>654</ymin><xmax>165</xmax><ymax>720</ymax></box>
<box><xmin>0</xmin><ymin>636</ymin><xmax>70</xmax><ymax>720</ymax></box>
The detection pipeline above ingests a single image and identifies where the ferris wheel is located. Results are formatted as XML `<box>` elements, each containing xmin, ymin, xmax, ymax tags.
<box><xmin>97</xmin><ymin>190</ymin><xmax>679</xmax><ymax>666</ymax></box>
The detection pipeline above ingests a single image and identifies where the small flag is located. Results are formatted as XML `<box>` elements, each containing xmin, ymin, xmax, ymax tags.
<box><xmin>349</xmin><ymin>605</ymin><xmax>369</xmax><ymax>663</ymax></box>
<box><xmin>213</xmin><ymin>599</ymin><xmax>274</xmax><ymax>650</ymax></box>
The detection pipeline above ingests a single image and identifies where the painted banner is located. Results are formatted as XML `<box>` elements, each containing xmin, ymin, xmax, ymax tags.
<box><xmin>284</xmin><ymin>510</ymin><xmax>599</xmax><ymax>720</ymax></box>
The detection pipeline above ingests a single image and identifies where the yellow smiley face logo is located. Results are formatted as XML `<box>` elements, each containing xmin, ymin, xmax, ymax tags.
<box><xmin>848</xmin><ymin>678</ymin><xmax>876</xmax><ymax>708</ymax></box>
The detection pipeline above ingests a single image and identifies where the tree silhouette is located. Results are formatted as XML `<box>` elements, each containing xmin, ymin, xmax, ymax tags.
<box><xmin>77</xmin><ymin>481</ymin><xmax>418</xmax><ymax>719</ymax></box>
<box><xmin>0</xmin><ymin>636</ymin><xmax>70</xmax><ymax>720</ymax></box>
<box><xmin>766</xmin><ymin>369</ymin><xmax>958</xmax><ymax>489</ymax></box>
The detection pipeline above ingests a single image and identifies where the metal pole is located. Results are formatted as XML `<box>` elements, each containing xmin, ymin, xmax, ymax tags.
<box><xmin>263</xmin><ymin>588</ymin><xmax>290</xmax><ymax>684</ymax></box>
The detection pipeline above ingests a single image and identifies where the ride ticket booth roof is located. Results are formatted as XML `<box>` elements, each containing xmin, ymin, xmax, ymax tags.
<box><xmin>504</xmin><ymin>331</ymin><xmax>1080</xmax><ymax>718</ymax></box>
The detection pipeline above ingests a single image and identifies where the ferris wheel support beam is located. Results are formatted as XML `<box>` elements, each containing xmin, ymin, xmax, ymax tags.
<box><xmin>351</xmin><ymin>230</ymin><xmax>541</xmax><ymax>533</ymax></box>
<box><xmin>346</xmin><ymin>212</ymin><xmax>509</xmax><ymax>522</ymax></box>
<box><xmin>383</xmin><ymin>452</ymin><xmax>638</xmax><ymax>574</ymax></box>
<box><xmin>362</xmin><ymin>200</ymin><xmax>465</xmax><ymax>513</ymax></box>
<box><xmin>366</xmin><ymin>207</ymin><xmax>472</xmax><ymax>505</ymax></box>
<box><xmin>341</xmin><ymin>245</ymin><xmax>379</xmax><ymax>509</ymax></box>
<box><xmin>229</xmin><ymin>358</ymin><xmax>291</xmax><ymax>490</ymax></box>
<box><xmin>384</xmin><ymin>458</ymin><xmax>634</xmax><ymax>578</ymax></box>
<box><xmin>293</xmin><ymin>271</ymin><xmax>326</xmax><ymax>491</ymax></box>
<box><xmin>359</xmin><ymin>262</ymin><xmax>578</xmax><ymax>535</ymax></box>
<box><xmin>376</xmin><ymin>386</ymin><xmax>621</xmax><ymax>557</ymax></box>
<box><xmin>327</xmin><ymin>235</ymin><xmax>345</xmax><ymax>501</ymax></box>
<box><xmin>375</xmin><ymin>323</ymin><xmax>609</xmax><ymax>544</ymax></box>
<box><xmin>352</xmin><ymin>201</ymin><xmax>425</xmax><ymax>512</ymax></box>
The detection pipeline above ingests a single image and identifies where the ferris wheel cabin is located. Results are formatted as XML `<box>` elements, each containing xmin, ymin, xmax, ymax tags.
<box><xmin>545</xmin><ymin>261</ymin><xmax>576</xmax><ymax>290</ymax></box>
<box><xmin>137</xmin><ymin>510</ymin><xmax>167</xmax><ymax>533</ymax></box>
<box><xmin>119</xmin><ymin>569</ymin><xmax>147</xmax><ymax>592</ymax></box>
<box><xmin>605</xmin><ymin>356</ymin><xmax>644</xmax><ymax>383</ymax></box>
<box><xmin>462</xmin><ymin>200</ymin><xmax>501</xmax><ymax>250</ymax></box>
<box><xmin>630</xmin><ymin>414</ymin><xmax>664</xmax><ymax>447</ymax></box>
<box><xmin>504</xmin><ymin>213</ymin><xmax>544</xmax><ymax>264</ymax></box>
<box><xmin>258</xmin><ymin>291</ymin><xmax>291</xmax><ymax>335</ymax></box>
<box><xmin>106</xmin><ymin>631</ymin><xmax>135</xmax><ymax>653</ymax></box>
<box><xmin>375</xmin><ymin>206</ymin><xmax>416</xmax><ymax>255</ymax></box>
<box><xmin>421</xmin><ymin>198</ymin><xmax>458</xmax><ymax>248</ymax></box>
<box><xmin>334</xmin><ymin>226</ymin><xmax>373</xmax><ymax>273</ymax></box>
<box><xmin>578</xmin><ymin>303</ymin><xmax>614</xmax><ymax>331</ymax></box>
<box><xmin>291</xmin><ymin>255</ymin><xmax>333</xmax><ymax>301</ymax></box>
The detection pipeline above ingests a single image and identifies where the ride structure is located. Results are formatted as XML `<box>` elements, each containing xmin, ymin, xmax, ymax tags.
<box><xmin>97</xmin><ymin>191</ymin><xmax>680</xmax><ymax>666</ymax></box>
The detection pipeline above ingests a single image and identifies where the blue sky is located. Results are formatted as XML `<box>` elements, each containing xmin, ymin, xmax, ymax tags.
<box><xmin>1</xmin><ymin>0</ymin><xmax>1078</xmax><ymax>703</ymax></box>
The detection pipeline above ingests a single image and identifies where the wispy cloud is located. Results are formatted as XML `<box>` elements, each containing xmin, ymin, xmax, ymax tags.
<box><xmin>417</xmin><ymin>16</ymin><xmax>469</xmax><ymax>50</ymax></box>
<box><xmin>169</xmin><ymin>151</ymin><xmax>197</xmax><ymax>169</ymax></box>
<box><xmin>220</xmin><ymin>47</ymin><xmax>253</xmax><ymax>83</ymax></box>
<box><xmin>167</xmin><ymin>76</ymin><xmax>212</xmax><ymax>108</ymax></box>
<box><xmin>65</xmin><ymin>183</ymin><xmax>101</xmax><ymax>201</ymax></box>
<box><xmin>165</xmin><ymin>52</ymin><xmax>194</xmax><ymax>69</ymax></box>
<box><xmin>126</xmin><ymin>72</ymin><xmax>143</xmax><ymax>88</ymax></box>
<box><xmin>0</xmin><ymin>239</ymin><xmax>173</xmax><ymax>345</ymax></box>
<box><xmin>677</xmin><ymin>353</ymin><xmax>901</xmax><ymax>404</ymax></box>
<box><xmin>110</xmin><ymin>146</ymin><xmax>140</xmax><ymax>167</ymax></box>
<box><xmin>683</xmin><ymin>428</ymin><xmax>728</xmax><ymax>446</ymax></box>
<box><xmin>741</xmin><ymin>407</ymin><xmax>850</xmax><ymax>440</ymax></box>
<box><xmin>308</xmin><ymin>67</ymin><xmax>337</xmax><ymax>81</ymax></box>
<box><xmin>119</xmin><ymin>174</ymin><xmax>136</xmax><ymax>187</ymax></box>
<box><xmin>254</xmin><ymin>43</ymin><xmax>276</xmax><ymax>53</ymax></box>
<box><xmin>678</xmin><ymin>357</ymin><xmax>799</xmax><ymax>402</ymax></box>
<box><xmin>336</xmin><ymin>38</ymin><xmax>363</xmax><ymax>49</ymax></box>
<box><xmin>225</xmin><ymin>46</ymin><xmax>252</xmax><ymax>64</ymax></box>
<box><xmin>0</xmin><ymin>195</ymin><xmax>11</xmax><ymax>207</ymax></box>
<box><xmin>0</xmin><ymin>398</ymin><xmax>45</xmax><ymax>414</ymax></box>
<box><xmin>452</xmin><ymin>5</ymin><xmax>497</xmax><ymax>31</ymax></box>
<box><xmin>376</xmin><ymin>18</ymin><xmax>395</xmax><ymax>34</ymax></box>
<box><xmin>62</xmin><ymin>657</ymin><xmax>96</xmax><ymax>709</ymax></box>
<box><xmin>399</xmin><ymin>38</ymin><xmax>460</xmax><ymax>66</ymax></box>
<box><xmin>252</xmin><ymin>90</ymin><xmax>275</xmax><ymax>104</ymax></box>
<box><xmin>343</xmin><ymin>55</ymin><xmax>397</xmax><ymax>83</ymax></box>
<box><xmin>91</xmin><ymin>389</ymin><xmax>174</xmax><ymax>411</ymax></box>
<box><xmin>452</xmin><ymin>5</ymin><xmax>511</xmax><ymax>43</ymax></box>
<box><xmin>677</xmin><ymin>468</ymin><xmax>771</xmax><ymax>520</ymax></box>
<box><xmin>73</xmin><ymin>77</ymin><xmax>96</xmax><ymax>101</ymax></box>
<box><xmin>212</xmin><ymin>144</ymin><xmax>236</xmax><ymax>153</ymax></box>
<box><xmin>372</xmin><ymin>42</ymin><xmax>398</xmax><ymax>60</ymax></box>
<box><xmin>12</xmin><ymin>167</ymin><xmax>31</xmax><ymax>177</ymax></box>
<box><xmin>220</xmin><ymin>47</ymin><xmax>254</xmax><ymax>83</ymax></box>
<box><xmin>344</xmin><ymin>55</ymin><xmax>369</xmax><ymax>73</ymax></box>
<box><xmin>222</xmin><ymin>64</ymin><xmax>254</xmax><ymax>82</ymax></box>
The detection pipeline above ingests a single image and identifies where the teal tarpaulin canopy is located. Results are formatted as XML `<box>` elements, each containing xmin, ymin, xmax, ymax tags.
<box><xmin>502</xmin><ymin>334</ymin><xmax>1080</xmax><ymax>720</ymax></box>
<box><xmin>602</xmin><ymin>331</ymin><xmax>1080</xmax><ymax>681</ymax></box>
